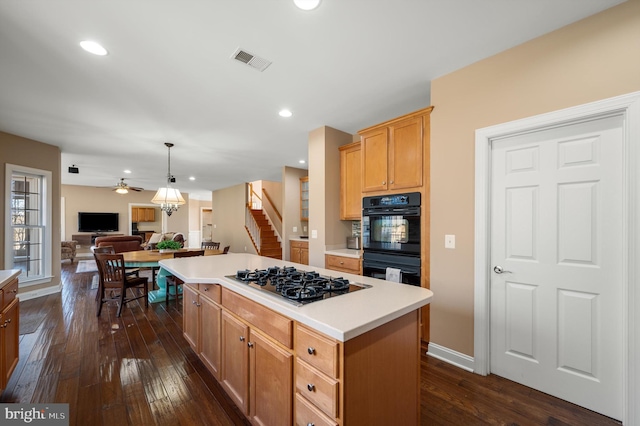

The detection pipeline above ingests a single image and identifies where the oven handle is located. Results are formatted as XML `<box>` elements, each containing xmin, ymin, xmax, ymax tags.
<box><xmin>363</xmin><ymin>207</ymin><xmax>420</xmax><ymax>216</ymax></box>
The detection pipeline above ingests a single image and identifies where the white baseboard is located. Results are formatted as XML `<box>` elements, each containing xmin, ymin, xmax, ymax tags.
<box><xmin>426</xmin><ymin>343</ymin><xmax>475</xmax><ymax>372</ymax></box>
<box><xmin>17</xmin><ymin>282</ymin><xmax>62</xmax><ymax>301</ymax></box>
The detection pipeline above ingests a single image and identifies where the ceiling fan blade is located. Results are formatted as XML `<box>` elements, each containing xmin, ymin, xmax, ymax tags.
<box><xmin>130</xmin><ymin>187</ymin><xmax>144</xmax><ymax>192</ymax></box>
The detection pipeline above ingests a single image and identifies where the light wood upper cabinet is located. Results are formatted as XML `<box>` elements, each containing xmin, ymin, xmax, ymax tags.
<box><xmin>339</xmin><ymin>141</ymin><xmax>362</xmax><ymax>220</ymax></box>
<box><xmin>132</xmin><ymin>207</ymin><xmax>156</xmax><ymax>223</ymax></box>
<box><xmin>359</xmin><ymin>106</ymin><xmax>433</xmax><ymax>194</ymax></box>
<box><xmin>360</xmin><ymin>128</ymin><xmax>389</xmax><ymax>193</ymax></box>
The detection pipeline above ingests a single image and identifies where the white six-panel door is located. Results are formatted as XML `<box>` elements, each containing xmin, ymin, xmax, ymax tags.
<box><xmin>490</xmin><ymin>114</ymin><xmax>624</xmax><ymax>420</ymax></box>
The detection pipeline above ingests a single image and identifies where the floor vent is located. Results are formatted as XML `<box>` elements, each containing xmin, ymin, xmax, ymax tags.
<box><xmin>231</xmin><ymin>48</ymin><xmax>272</xmax><ymax>72</ymax></box>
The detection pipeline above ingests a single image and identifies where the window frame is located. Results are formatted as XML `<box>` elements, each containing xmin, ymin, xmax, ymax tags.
<box><xmin>5</xmin><ymin>163</ymin><xmax>53</xmax><ymax>287</ymax></box>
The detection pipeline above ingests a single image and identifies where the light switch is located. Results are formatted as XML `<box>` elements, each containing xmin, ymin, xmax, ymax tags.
<box><xmin>445</xmin><ymin>234</ymin><xmax>455</xmax><ymax>249</ymax></box>
<box><xmin>311</xmin><ymin>230</ymin><xmax>318</xmax><ymax>239</ymax></box>
<box><xmin>293</xmin><ymin>226</ymin><xmax>298</xmax><ymax>232</ymax></box>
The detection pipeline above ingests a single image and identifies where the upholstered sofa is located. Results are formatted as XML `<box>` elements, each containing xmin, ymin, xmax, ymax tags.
<box><xmin>94</xmin><ymin>235</ymin><xmax>144</xmax><ymax>253</ymax></box>
<box><xmin>61</xmin><ymin>240</ymin><xmax>78</xmax><ymax>263</ymax></box>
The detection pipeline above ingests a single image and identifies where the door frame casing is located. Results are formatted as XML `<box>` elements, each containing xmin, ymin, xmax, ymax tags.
<box><xmin>474</xmin><ymin>91</ymin><xmax>640</xmax><ymax>425</ymax></box>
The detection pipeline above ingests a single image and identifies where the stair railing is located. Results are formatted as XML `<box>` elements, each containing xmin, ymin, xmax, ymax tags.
<box><xmin>245</xmin><ymin>206</ymin><xmax>261</xmax><ymax>253</ymax></box>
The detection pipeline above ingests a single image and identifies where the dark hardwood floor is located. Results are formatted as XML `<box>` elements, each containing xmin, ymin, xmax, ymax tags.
<box><xmin>2</xmin><ymin>261</ymin><xmax>622</xmax><ymax>426</ymax></box>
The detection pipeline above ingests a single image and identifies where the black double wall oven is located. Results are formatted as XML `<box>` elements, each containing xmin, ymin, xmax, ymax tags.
<box><xmin>362</xmin><ymin>192</ymin><xmax>421</xmax><ymax>286</ymax></box>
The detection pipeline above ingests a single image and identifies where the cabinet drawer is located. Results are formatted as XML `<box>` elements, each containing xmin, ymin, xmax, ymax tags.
<box><xmin>1</xmin><ymin>278</ymin><xmax>18</xmax><ymax>310</ymax></box>
<box><xmin>325</xmin><ymin>255</ymin><xmax>360</xmax><ymax>274</ymax></box>
<box><xmin>222</xmin><ymin>288</ymin><xmax>293</xmax><ymax>349</ymax></box>
<box><xmin>295</xmin><ymin>393</ymin><xmax>337</xmax><ymax>426</ymax></box>
<box><xmin>296</xmin><ymin>325</ymin><xmax>339</xmax><ymax>378</ymax></box>
<box><xmin>296</xmin><ymin>359</ymin><xmax>338</xmax><ymax>418</ymax></box>
<box><xmin>198</xmin><ymin>283</ymin><xmax>221</xmax><ymax>304</ymax></box>
<box><xmin>291</xmin><ymin>240</ymin><xmax>308</xmax><ymax>249</ymax></box>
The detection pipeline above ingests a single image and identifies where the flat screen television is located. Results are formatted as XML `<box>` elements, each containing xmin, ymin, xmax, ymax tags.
<box><xmin>78</xmin><ymin>212</ymin><xmax>119</xmax><ymax>232</ymax></box>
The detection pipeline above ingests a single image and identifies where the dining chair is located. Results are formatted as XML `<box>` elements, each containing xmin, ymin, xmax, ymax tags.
<box><xmin>94</xmin><ymin>253</ymin><xmax>149</xmax><ymax>317</ymax></box>
<box><xmin>92</xmin><ymin>245</ymin><xmax>140</xmax><ymax>277</ymax></box>
<box><xmin>201</xmin><ymin>241</ymin><xmax>220</xmax><ymax>250</ymax></box>
<box><xmin>222</xmin><ymin>245</ymin><xmax>230</xmax><ymax>254</ymax></box>
<box><xmin>166</xmin><ymin>250</ymin><xmax>205</xmax><ymax>304</ymax></box>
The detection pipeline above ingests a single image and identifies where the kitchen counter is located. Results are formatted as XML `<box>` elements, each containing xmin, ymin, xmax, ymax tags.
<box><xmin>160</xmin><ymin>253</ymin><xmax>432</xmax><ymax>341</ymax></box>
<box><xmin>288</xmin><ymin>236</ymin><xmax>309</xmax><ymax>242</ymax></box>
<box><xmin>0</xmin><ymin>270</ymin><xmax>20</xmax><ymax>289</ymax></box>
<box><xmin>324</xmin><ymin>248</ymin><xmax>361</xmax><ymax>259</ymax></box>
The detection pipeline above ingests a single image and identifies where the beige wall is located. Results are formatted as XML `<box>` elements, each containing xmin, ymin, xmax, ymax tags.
<box><xmin>0</xmin><ymin>132</ymin><xmax>61</xmax><ymax>294</ymax></box>
<box><xmin>211</xmin><ymin>183</ymin><xmax>256</xmax><ymax>254</ymax></box>
<box><xmin>308</xmin><ymin>126</ymin><xmax>353</xmax><ymax>267</ymax></box>
<box><xmin>61</xmin><ymin>185</ymin><xmax>190</xmax><ymax>241</ymax></box>
<box><xmin>430</xmin><ymin>0</ymin><xmax>640</xmax><ymax>356</ymax></box>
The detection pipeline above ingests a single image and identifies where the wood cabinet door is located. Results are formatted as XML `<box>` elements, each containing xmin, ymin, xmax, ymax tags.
<box><xmin>0</xmin><ymin>297</ymin><xmax>19</xmax><ymax>389</ymax></box>
<box><xmin>249</xmin><ymin>330</ymin><xmax>293</xmax><ymax>426</ymax></box>
<box><xmin>182</xmin><ymin>286</ymin><xmax>199</xmax><ymax>351</ymax></box>
<box><xmin>144</xmin><ymin>208</ymin><xmax>155</xmax><ymax>222</ymax></box>
<box><xmin>200</xmin><ymin>296</ymin><xmax>221</xmax><ymax>379</ymax></box>
<box><xmin>300</xmin><ymin>248</ymin><xmax>309</xmax><ymax>266</ymax></box>
<box><xmin>340</xmin><ymin>142</ymin><xmax>362</xmax><ymax>220</ymax></box>
<box><xmin>361</xmin><ymin>128</ymin><xmax>389</xmax><ymax>193</ymax></box>
<box><xmin>290</xmin><ymin>244</ymin><xmax>301</xmax><ymax>264</ymax></box>
<box><xmin>131</xmin><ymin>208</ymin><xmax>139</xmax><ymax>223</ymax></box>
<box><xmin>389</xmin><ymin>116</ymin><xmax>423</xmax><ymax>190</ymax></box>
<box><xmin>221</xmin><ymin>311</ymin><xmax>250</xmax><ymax>415</ymax></box>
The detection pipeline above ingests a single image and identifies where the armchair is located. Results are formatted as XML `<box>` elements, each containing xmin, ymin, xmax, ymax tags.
<box><xmin>61</xmin><ymin>240</ymin><xmax>78</xmax><ymax>263</ymax></box>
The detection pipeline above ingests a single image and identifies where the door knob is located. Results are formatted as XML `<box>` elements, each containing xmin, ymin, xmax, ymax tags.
<box><xmin>493</xmin><ymin>266</ymin><xmax>512</xmax><ymax>274</ymax></box>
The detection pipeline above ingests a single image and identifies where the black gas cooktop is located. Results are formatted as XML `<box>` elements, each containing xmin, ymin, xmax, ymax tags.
<box><xmin>226</xmin><ymin>266</ymin><xmax>370</xmax><ymax>307</ymax></box>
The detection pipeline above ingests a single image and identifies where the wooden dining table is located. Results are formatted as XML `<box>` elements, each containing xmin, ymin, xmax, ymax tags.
<box><xmin>122</xmin><ymin>248</ymin><xmax>223</xmax><ymax>303</ymax></box>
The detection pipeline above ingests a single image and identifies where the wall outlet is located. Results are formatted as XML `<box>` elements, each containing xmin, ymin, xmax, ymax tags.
<box><xmin>213</xmin><ymin>224</ymin><xmax>217</xmax><ymax>228</ymax></box>
<box><xmin>303</xmin><ymin>225</ymin><xmax>307</xmax><ymax>232</ymax></box>
<box><xmin>445</xmin><ymin>234</ymin><xmax>456</xmax><ymax>249</ymax></box>
<box><xmin>244</xmin><ymin>246</ymin><xmax>247</xmax><ymax>252</ymax></box>
<box><xmin>311</xmin><ymin>230</ymin><xmax>318</xmax><ymax>239</ymax></box>
<box><xmin>293</xmin><ymin>226</ymin><xmax>297</xmax><ymax>233</ymax></box>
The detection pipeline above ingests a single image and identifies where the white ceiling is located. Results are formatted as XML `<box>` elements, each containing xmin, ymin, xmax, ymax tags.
<box><xmin>0</xmin><ymin>0</ymin><xmax>624</xmax><ymax>200</ymax></box>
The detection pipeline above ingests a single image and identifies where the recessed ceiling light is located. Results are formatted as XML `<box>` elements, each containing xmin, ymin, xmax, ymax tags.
<box><xmin>80</xmin><ymin>40</ymin><xmax>108</xmax><ymax>56</ymax></box>
<box><xmin>189</xmin><ymin>176</ymin><xmax>196</xmax><ymax>181</ymax></box>
<box><xmin>299</xmin><ymin>160</ymin><xmax>306</xmax><ymax>164</ymax></box>
<box><xmin>124</xmin><ymin>170</ymin><xmax>132</xmax><ymax>174</ymax></box>
<box><xmin>279</xmin><ymin>109</ymin><xmax>293</xmax><ymax>118</ymax></box>
<box><xmin>294</xmin><ymin>0</ymin><xmax>321</xmax><ymax>11</ymax></box>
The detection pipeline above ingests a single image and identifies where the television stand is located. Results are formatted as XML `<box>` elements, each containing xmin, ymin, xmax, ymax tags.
<box><xmin>72</xmin><ymin>233</ymin><xmax>123</xmax><ymax>247</ymax></box>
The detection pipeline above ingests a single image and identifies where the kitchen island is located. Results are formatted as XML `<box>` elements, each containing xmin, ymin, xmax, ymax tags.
<box><xmin>160</xmin><ymin>253</ymin><xmax>433</xmax><ymax>426</ymax></box>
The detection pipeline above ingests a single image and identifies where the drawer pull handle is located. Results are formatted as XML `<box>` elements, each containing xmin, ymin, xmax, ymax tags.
<box><xmin>307</xmin><ymin>423</ymin><xmax>315</xmax><ymax>426</ymax></box>
<box><xmin>307</xmin><ymin>347</ymin><xmax>316</xmax><ymax>355</ymax></box>
<box><xmin>239</xmin><ymin>336</ymin><xmax>245</xmax><ymax>342</ymax></box>
<box><xmin>204</xmin><ymin>287</ymin><xmax>209</xmax><ymax>291</ymax></box>
<box><xmin>307</xmin><ymin>383</ymin><xmax>315</xmax><ymax>392</ymax></box>
<box><xmin>248</xmin><ymin>342</ymin><xmax>254</xmax><ymax>348</ymax></box>
<box><xmin>5</xmin><ymin>319</ymin><xmax>10</xmax><ymax>324</ymax></box>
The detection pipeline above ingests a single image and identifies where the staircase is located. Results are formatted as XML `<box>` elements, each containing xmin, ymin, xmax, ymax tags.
<box><xmin>248</xmin><ymin>209</ymin><xmax>282</xmax><ymax>259</ymax></box>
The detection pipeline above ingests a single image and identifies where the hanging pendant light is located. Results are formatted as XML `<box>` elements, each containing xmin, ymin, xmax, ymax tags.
<box><xmin>151</xmin><ymin>142</ymin><xmax>185</xmax><ymax>216</ymax></box>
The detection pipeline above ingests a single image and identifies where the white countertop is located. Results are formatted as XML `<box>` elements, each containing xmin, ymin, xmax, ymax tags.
<box><xmin>288</xmin><ymin>237</ymin><xmax>309</xmax><ymax>242</ymax></box>
<box><xmin>0</xmin><ymin>270</ymin><xmax>21</xmax><ymax>289</ymax></box>
<box><xmin>160</xmin><ymin>253</ymin><xmax>432</xmax><ymax>342</ymax></box>
<box><xmin>324</xmin><ymin>248</ymin><xmax>361</xmax><ymax>259</ymax></box>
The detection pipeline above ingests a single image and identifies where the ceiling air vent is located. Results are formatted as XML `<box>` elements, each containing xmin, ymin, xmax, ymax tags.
<box><xmin>231</xmin><ymin>48</ymin><xmax>272</xmax><ymax>72</ymax></box>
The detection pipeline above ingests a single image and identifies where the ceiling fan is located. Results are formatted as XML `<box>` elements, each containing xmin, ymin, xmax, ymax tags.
<box><xmin>113</xmin><ymin>178</ymin><xmax>144</xmax><ymax>194</ymax></box>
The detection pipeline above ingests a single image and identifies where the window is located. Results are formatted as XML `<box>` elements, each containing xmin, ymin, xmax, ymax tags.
<box><xmin>5</xmin><ymin>164</ymin><xmax>52</xmax><ymax>286</ymax></box>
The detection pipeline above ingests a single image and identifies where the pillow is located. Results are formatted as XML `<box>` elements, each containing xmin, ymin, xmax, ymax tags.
<box><xmin>147</xmin><ymin>233</ymin><xmax>163</xmax><ymax>244</ymax></box>
<box><xmin>162</xmin><ymin>232</ymin><xmax>175</xmax><ymax>241</ymax></box>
